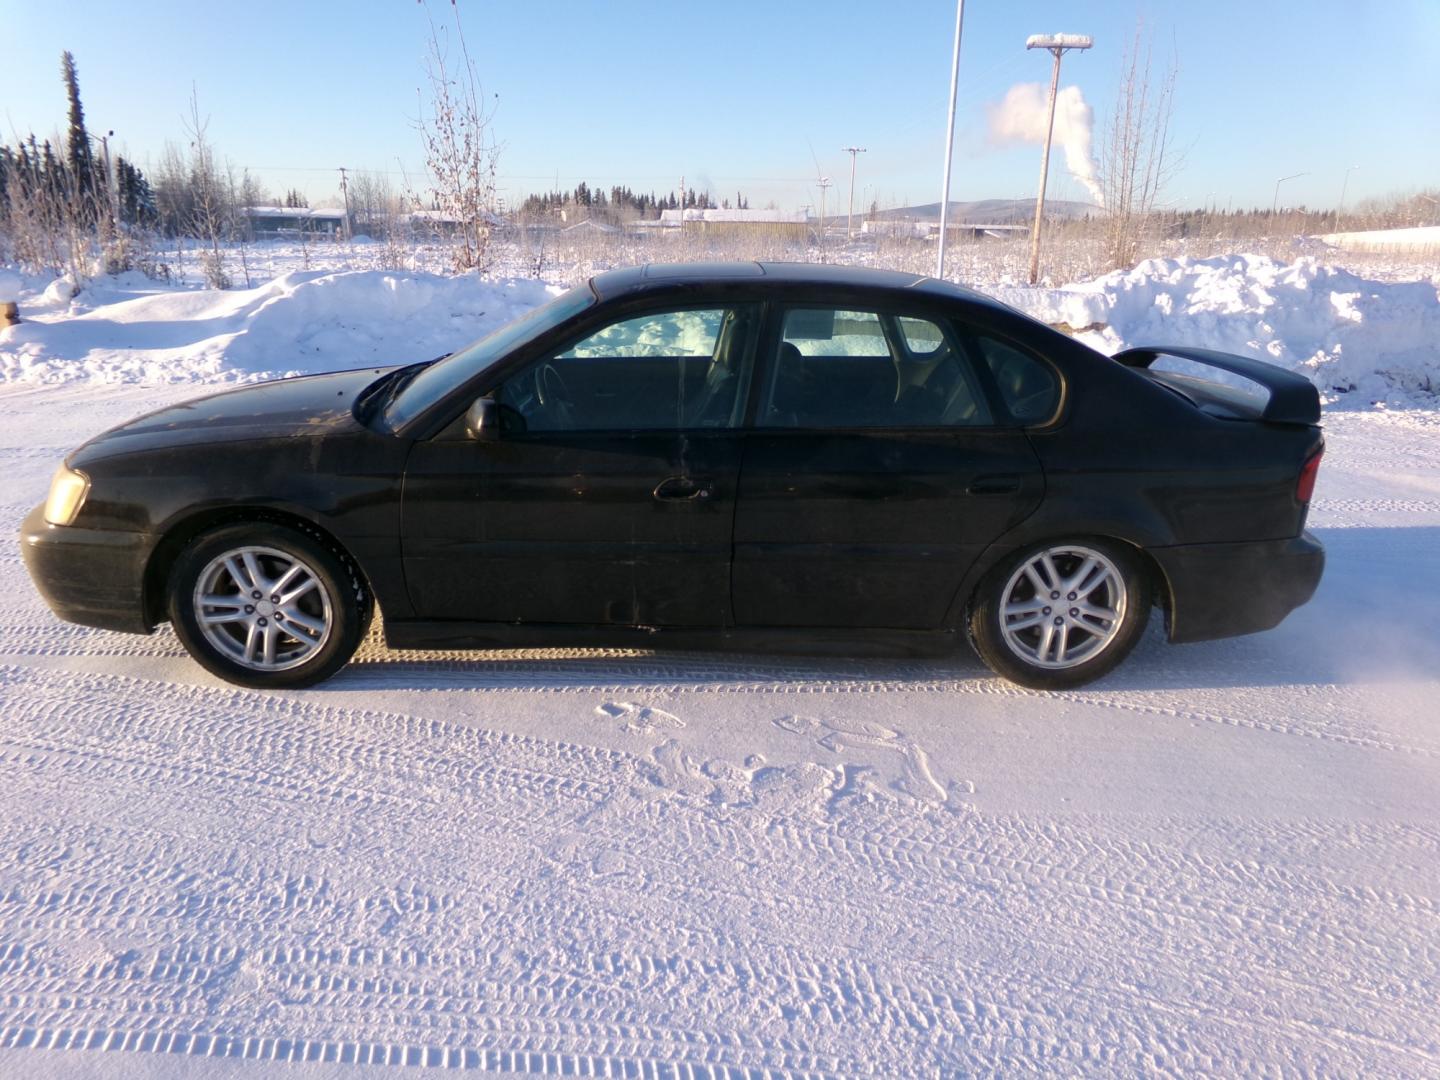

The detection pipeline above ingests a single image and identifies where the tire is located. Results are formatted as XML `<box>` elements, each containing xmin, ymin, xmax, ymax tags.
<box><xmin>967</xmin><ymin>537</ymin><xmax>1151</xmax><ymax>690</ymax></box>
<box><xmin>167</xmin><ymin>522</ymin><xmax>371</xmax><ymax>689</ymax></box>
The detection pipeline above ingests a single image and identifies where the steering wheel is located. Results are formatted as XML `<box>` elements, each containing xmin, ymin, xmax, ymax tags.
<box><xmin>534</xmin><ymin>362</ymin><xmax>576</xmax><ymax>428</ymax></box>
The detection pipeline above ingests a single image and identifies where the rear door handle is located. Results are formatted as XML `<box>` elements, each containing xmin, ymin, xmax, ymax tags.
<box><xmin>654</xmin><ymin>475</ymin><xmax>715</xmax><ymax>501</ymax></box>
<box><xmin>968</xmin><ymin>473</ymin><xmax>1022</xmax><ymax>495</ymax></box>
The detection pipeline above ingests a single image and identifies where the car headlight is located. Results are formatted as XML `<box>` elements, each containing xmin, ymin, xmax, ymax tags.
<box><xmin>44</xmin><ymin>465</ymin><xmax>90</xmax><ymax>526</ymax></box>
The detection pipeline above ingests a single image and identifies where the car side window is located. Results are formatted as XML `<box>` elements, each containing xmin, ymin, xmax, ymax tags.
<box><xmin>760</xmin><ymin>307</ymin><xmax>993</xmax><ymax>429</ymax></box>
<box><xmin>968</xmin><ymin>333</ymin><xmax>1061</xmax><ymax>424</ymax></box>
<box><xmin>496</xmin><ymin>307</ymin><xmax>755</xmax><ymax>432</ymax></box>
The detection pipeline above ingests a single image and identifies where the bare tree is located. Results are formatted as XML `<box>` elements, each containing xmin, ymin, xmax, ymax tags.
<box><xmin>346</xmin><ymin>169</ymin><xmax>395</xmax><ymax>236</ymax></box>
<box><xmin>414</xmin><ymin>0</ymin><xmax>501</xmax><ymax>273</ymax></box>
<box><xmin>228</xmin><ymin>166</ymin><xmax>268</xmax><ymax>287</ymax></box>
<box><xmin>183</xmin><ymin>89</ymin><xmax>231</xmax><ymax>289</ymax></box>
<box><xmin>1099</xmin><ymin>24</ymin><xmax>1179</xmax><ymax>271</ymax></box>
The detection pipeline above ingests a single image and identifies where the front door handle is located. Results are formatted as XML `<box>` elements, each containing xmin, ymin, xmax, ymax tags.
<box><xmin>654</xmin><ymin>476</ymin><xmax>714</xmax><ymax>501</ymax></box>
<box><xmin>968</xmin><ymin>473</ymin><xmax>1022</xmax><ymax>495</ymax></box>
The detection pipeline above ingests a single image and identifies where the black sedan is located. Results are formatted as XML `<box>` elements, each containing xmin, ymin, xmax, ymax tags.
<box><xmin>20</xmin><ymin>262</ymin><xmax>1324</xmax><ymax>690</ymax></box>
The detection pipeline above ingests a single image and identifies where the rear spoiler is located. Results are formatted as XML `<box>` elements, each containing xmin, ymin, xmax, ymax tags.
<box><xmin>1113</xmin><ymin>345</ymin><xmax>1321</xmax><ymax>426</ymax></box>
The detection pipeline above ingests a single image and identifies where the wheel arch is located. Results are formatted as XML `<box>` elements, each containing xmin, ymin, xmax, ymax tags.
<box><xmin>143</xmin><ymin>506</ymin><xmax>375</xmax><ymax>628</ymax></box>
<box><xmin>949</xmin><ymin>528</ymin><xmax>1174</xmax><ymax>633</ymax></box>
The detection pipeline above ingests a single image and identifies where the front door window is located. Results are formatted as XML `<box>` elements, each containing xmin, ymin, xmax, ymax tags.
<box><xmin>497</xmin><ymin>306</ymin><xmax>756</xmax><ymax>433</ymax></box>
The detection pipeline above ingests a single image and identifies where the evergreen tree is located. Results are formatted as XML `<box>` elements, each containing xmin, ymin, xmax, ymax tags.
<box><xmin>115</xmin><ymin>156</ymin><xmax>157</xmax><ymax>226</ymax></box>
<box><xmin>0</xmin><ymin>147</ymin><xmax>11</xmax><ymax>219</ymax></box>
<box><xmin>61</xmin><ymin>51</ymin><xmax>96</xmax><ymax>214</ymax></box>
<box><xmin>41</xmin><ymin>141</ymin><xmax>64</xmax><ymax>202</ymax></box>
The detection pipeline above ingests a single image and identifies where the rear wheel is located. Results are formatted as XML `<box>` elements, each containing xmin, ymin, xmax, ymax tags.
<box><xmin>168</xmin><ymin>523</ymin><xmax>370</xmax><ymax>689</ymax></box>
<box><xmin>968</xmin><ymin>538</ymin><xmax>1151</xmax><ymax>689</ymax></box>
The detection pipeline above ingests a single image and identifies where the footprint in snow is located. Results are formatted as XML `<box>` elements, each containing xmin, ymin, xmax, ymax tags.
<box><xmin>595</xmin><ymin>701</ymin><xmax>685</xmax><ymax>734</ymax></box>
<box><xmin>775</xmin><ymin>714</ymin><xmax>950</xmax><ymax>805</ymax></box>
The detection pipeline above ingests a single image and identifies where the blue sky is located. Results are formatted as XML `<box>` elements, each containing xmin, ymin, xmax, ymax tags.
<box><xmin>2</xmin><ymin>0</ymin><xmax>1436</xmax><ymax>214</ymax></box>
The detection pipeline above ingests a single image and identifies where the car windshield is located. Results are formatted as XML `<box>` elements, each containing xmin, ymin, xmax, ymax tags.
<box><xmin>383</xmin><ymin>284</ymin><xmax>595</xmax><ymax>429</ymax></box>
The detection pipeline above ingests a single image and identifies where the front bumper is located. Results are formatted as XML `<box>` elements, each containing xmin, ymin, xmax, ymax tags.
<box><xmin>19</xmin><ymin>504</ymin><xmax>155</xmax><ymax>634</ymax></box>
<box><xmin>1153</xmin><ymin>531</ymin><xmax>1325</xmax><ymax>644</ymax></box>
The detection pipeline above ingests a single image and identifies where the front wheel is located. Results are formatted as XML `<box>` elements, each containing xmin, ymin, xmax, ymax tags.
<box><xmin>168</xmin><ymin>523</ymin><xmax>370</xmax><ymax>689</ymax></box>
<box><xmin>968</xmin><ymin>538</ymin><xmax>1151</xmax><ymax>690</ymax></box>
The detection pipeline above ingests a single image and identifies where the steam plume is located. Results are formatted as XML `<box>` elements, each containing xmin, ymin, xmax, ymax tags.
<box><xmin>989</xmin><ymin>82</ymin><xmax>1104</xmax><ymax>207</ymax></box>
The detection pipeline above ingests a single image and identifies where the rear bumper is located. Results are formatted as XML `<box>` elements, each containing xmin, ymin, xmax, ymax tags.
<box><xmin>18</xmin><ymin>504</ymin><xmax>155</xmax><ymax>634</ymax></box>
<box><xmin>1153</xmin><ymin>531</ymin><xmax>1324</xmax><ymax>644</ymax></box>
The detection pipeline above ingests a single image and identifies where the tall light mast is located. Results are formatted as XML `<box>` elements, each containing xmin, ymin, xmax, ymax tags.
<box><xmin>1024</xmin><ymin>33</ymin><xmax>1092</xmax><ymax>285</ymax></box>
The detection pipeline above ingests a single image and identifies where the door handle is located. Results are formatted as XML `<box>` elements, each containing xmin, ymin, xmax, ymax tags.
<box><xmin>967</xmin><ymin>473</ymin><xmax>1022</xmax><ymax>495</ymax></box>
<box><xmin>654</xmin><ymin>476</ymin><xmax>715</xmax><ymax>501</ymax></box>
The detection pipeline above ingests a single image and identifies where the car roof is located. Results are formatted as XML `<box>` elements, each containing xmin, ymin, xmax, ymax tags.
<box><xmin>588</xmin><ymin>261</ymin><xmax>1010</xmax><ymax>313</ymax></box>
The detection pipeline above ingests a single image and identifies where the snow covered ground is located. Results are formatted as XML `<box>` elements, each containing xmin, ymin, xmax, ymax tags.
<box><xmin>1</xmin><ymin>250</ymin><xmax>1439</xmax><ymax>1076</ymax></box>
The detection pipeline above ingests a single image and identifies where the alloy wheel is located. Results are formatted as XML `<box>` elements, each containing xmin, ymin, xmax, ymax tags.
<box><xmin>998</xmin><ymin>544</ymin><xmax>1128</xmax><ymax>670</ymax></box>
<box><xmin>191</xmin><ymin>545</ymin><xmax>334</xmax><ymax>671</ymax></box>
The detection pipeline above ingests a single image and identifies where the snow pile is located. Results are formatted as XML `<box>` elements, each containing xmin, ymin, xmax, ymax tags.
<box><xmin>0</xmin><ymin>270</ymin><xmax>563</xmax><ymax>385</ymax></box>
<box><xmin>1320</xmin><ymin>225</ymin><xmax>1440</xmax><ymax>255</ymax></box>
<box><xmin>1000</xmin><ymin>254</ymin><xmax>1440</xmax><ymax>404</ymax></box>
<box><xmin>5</xmin><ymin>253</ymin><xmax>1439</xmax><ymax>405</ymax></box>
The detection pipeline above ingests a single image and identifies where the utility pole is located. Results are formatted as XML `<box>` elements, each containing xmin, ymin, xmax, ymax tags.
<box><xmin>1025</xmin><ymin>33</ymin><xmax>1092</xmax><ymax>285</ymax></box>
<box><xmin>935</xmin><ymin>0</ymin><xmax>966</xmax><ymax>279</ymax></box>
<box><xmin>842</xmin><ymin>146</ymin><xmax>866</xmax><ymax>238</ymax></box>
<box><xmin>338</xmin><ymin>166</ymin><xmax>352</xmax><ymax>239</ymax></box>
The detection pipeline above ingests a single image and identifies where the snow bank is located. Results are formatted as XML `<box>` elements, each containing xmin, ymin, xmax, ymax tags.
<box><xmin>998</xmin><ymin>255</ymin><xmax>1440</xmax><ymax>405</ymax></box>
<box><xmin>0</xmin><ymin>270</ymin><xmax>562</xmax><ymax>385</ymax></box>
<box><xmin>1320</xmin><ymin>225</ymin><xmax>1440</xmax><ymax>255</ymax></box>
<box><xmin>5</xmin><ymin>254</ymin><xmax>1439</xmax><ymax>405</ymax></box>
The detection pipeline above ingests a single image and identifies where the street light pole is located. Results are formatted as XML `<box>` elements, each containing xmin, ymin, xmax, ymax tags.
<box><xmin>935</xmin><ymin>0</ymin><xmax>966</xmax><ymax>279</ymax></box>
<box><xmin>88</xmin><ymin>130</ymin><xmax>119</xmax><ymax>233</ymax></box>
<box><xmin>1024</xmin><ymin>34</ymin><xmax>1092</xmax><ymax>285</ymax></box>
<box><xmin>816</xmin><ymin>176</ymin><xmax>832</xmax><ymax>259</ymax></box>
<box><xmin>1338</xmin><ymin>164</ymin><xmax>1360</xmax><ymax>216</ymax></box>
<box><xmin>1272</xmin><ymin>171</ymin><xmax>1308</xmax><ymax>215</ymax></box>
<box><xmin>842</xmin><ymin>146</ymin><xmax>866</xmax><ymax>238</ymax></box>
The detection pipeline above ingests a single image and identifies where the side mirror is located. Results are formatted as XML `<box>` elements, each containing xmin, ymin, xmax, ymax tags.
<box><xmin>464</xmin><ymin>396</ymin><xmax>500</xmax><ymax>441</ymax></box>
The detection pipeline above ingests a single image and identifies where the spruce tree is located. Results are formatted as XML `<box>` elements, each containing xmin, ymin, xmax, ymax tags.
<box><xmin>61</xmin><ymin>51</ymin><xmax>96</xmax><ymax>214</ymax></box>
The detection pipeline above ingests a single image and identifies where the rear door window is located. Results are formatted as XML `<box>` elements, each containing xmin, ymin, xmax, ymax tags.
<box><xmin>761</xmin><ymin>307</ymin><xmax>993</xmax><ymax>429</ymax></box>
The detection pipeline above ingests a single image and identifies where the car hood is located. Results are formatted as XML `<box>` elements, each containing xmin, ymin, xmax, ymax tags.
<box><xmin>70</xmin><ymin>367</ymin><xmax>391</xmax><ymax>464</ymax></box>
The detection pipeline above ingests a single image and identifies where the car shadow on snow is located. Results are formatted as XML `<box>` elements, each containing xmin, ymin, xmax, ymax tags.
<box><xmin>319</xmin><ymin>527</ymin><xmax>1440</xmax><ymax>695</ymax></box>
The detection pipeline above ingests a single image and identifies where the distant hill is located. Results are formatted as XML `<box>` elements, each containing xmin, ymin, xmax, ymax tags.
<box><xmin>869</xmin><ymin>198</ymin><xmax>1100</xmax><ymax>224</ymax></box>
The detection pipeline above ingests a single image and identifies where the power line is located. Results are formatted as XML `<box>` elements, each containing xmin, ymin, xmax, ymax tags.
<box><xmin>228</xmin><ymin>164</ymin><xmax>822</xmax><ymax>184</ymax></box>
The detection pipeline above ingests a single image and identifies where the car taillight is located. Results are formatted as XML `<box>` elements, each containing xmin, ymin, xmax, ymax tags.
<box><xmin>1296</xmin><ymin>448</ymin><xmax>1323</xmax><ymax>503</ymax></box>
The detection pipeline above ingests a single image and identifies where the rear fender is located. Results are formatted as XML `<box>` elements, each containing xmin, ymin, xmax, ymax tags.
<box><xmin>940</xmin><ymin>499</ymin><xmax>1175</xmax><ymax>632</ymax></box>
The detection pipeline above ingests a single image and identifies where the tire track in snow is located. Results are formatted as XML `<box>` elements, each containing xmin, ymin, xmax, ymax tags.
<box><xmin>1</xmin><ymin>665</ymin><xmax>1436</xmax><ymax>1076</ymax></box>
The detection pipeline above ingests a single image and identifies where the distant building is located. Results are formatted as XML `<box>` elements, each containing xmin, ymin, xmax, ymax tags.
<box><xmin>658</xmin><ymin>208</ymin><xmax>811</xmax><ymax>238</ymax></box>
<box><xmin>405</xmin><ymin>207</ymin><xmax>506</xmax><ymax>238</ymax></box>
<box><xmin>243</xmin><ymin>206</ymin><xmax>348</xmax><ymax>238</ymax></box>
<box><xmin>562</xmin><ymin>219</ymin><xmax>620</xmax><ymax>235</ymax></box>
<box><xmin>860</xmin><ymin>219</ymin><xmax>1028</xmax><ymax>241</ymax></box>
